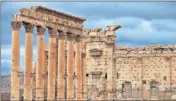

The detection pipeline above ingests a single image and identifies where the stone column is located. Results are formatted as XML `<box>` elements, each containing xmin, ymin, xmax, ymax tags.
<box><xmin>75</xmin><ymin>35</ymin><xmax>83</xmax><ymax>100</ymax></box>
<box><xmin>32</xmin><ymin>61</ymin><xmax>37</xmax><ymax>100</ymax></box>
<box><xmin>47</xmin><ymin>28</ymin><xmax>57</xmax><ymax>100</ymax></box>
<box><xmin>23</xmin><ymin>23</ymin><xmax>34</xmax><ymax>101</ymax></box>
<box><xmin>36</xmin><ymin>26</ymin><xmax>45</xmax><ymax>100</ymax></box>
<box><xmin>11</xmin><ymin>21</ymin><xmax>21</xmax><ymax>100</ymax></box>
<box><xmin>66</xmin><ymin>34</ymin><xmax>75</xmax><ymax>100</ymax></box>
<box><xmin>82</xmin><ymin>53</ymin><xmax>87</xmax><ymax>100</ymax></box>
<box><xmin>57</xmin><ymin>32</ymin><xmax>66</xmax><ymax>100</ymax></box>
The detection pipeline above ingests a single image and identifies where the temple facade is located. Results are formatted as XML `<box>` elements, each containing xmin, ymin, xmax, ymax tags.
<box><xmin>7</xmin><ymin>6</ymin><xmax>176</xmax><ymax>100</ymax></box>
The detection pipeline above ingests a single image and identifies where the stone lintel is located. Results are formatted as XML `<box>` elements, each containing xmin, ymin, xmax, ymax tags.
<box><xmin>13</xmin><ymin>14</ymin><xmax>82</xmax><ymax>35</ymax></box>
<box><xmin>11</xmin><ymin>21</ymin><xmax>21</xmax><ymax>30</ymax></box>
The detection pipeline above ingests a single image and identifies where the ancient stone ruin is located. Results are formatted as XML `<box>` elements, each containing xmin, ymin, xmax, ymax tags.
<box><xmin>9</xmin><ymin>6</ymin><xmax>176</xmax><ymax>100</ymax></box>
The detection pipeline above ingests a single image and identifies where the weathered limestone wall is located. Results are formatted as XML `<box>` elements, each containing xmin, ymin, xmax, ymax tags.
<box><xmin>115</xmin><ymin>45</ymin><xmax>176</xmax><ymax>100</ymax></box>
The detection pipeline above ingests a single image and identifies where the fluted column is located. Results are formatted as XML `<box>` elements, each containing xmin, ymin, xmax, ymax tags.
<box><xmin>57</xmin><ymin>32</ymin><xmax>66</xmax><ymax>100</ymax></box>
<box><xmin>47</xmin><ymin>28</ymin><xmax>57</xmax><ymax>100</ymax></box>
<box><xmin>75</xmin><ymin>35</ymin><xmax>83</xmax><ymax>100</ymax></box>
<box><xmin>36</xmin><ymin>26</ymin><xmax>45</xmax><ymax>100</ymax></box>
<box><xmin>66</xmin><ymin>34</ymin><xmax>75</xmax><ymax>100</ymax></box>
<box><xmin>11</xmin><ymin>21</ymin><xmax>21</xmax><ymax>100</ymax></box>
<box><xmin>23</xmin><ymin>23</ymin><xmax>34</xmax><ymax>101</ymax></box>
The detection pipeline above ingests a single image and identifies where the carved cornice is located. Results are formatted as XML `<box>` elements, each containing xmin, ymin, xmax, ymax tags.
<box><xmin>11</xmin><ymin>21</ymin><xmax>21</xmax><ymax>30</ymax></box>
<box><xmin>37</xmin><ymin>26</ymin><xmax>45</xmax><ymax>35</ymax></box>
<box><xmin>23</xmin><ymin>23</ymin><xmax>34</xmax><ymax>33</ymax></box>
<box><xmin>48</xmin><ymin>28</ymin><xmax>57</xmax><ymax>38</ymax></box>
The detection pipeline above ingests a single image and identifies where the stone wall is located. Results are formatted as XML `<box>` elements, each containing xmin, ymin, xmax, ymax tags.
<box><xmin>114</xmin><ymin>45</ymin><xmax>176</xmax><ymax>100</ymax></box>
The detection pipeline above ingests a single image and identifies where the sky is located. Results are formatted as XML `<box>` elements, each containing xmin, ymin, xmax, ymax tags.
<box><xmin>1</xmin><ymin>2</ymin><xmax>176</xmax><ymax>75</ymax></box>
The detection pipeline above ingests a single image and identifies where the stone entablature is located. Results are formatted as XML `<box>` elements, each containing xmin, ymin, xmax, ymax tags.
<box><xmin>13</xmin><ymin>6</ymin><xmax>86</xmax><ymax>35</ymax></box>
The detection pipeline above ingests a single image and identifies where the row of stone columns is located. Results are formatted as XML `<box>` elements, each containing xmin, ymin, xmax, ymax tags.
<box><xmin>11</xmin><ymin>21</ymin><xmax>84</xmax><ymax>100</ymax></box>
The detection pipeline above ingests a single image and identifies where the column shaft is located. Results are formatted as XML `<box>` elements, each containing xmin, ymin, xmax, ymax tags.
<box><xmin>23</xmin><ymin>23</ymin><xmax>34</xmax><ymax>101</ymax></box>
<box><xmin>67</xmin><ymin>35</ymin><xmax>75</xmax><ymax>100</ymax></box>
<box><xmin>11</xmin><ymin>21</ymin><xmax>21</xmax><ymax>100</ymax></box>
<box><xmin>75</xmin><ymin>38</ymin><xmax>83</xmax><ymax>100</ymax></box>
<box><xmin>57</xmin><ymin>36</ymin><xmax>66</xmax><ymax>100</ymax></box>
<box><xmin>32</xmin><ymin>61</ymin><xmax>37</xmax><ymax>100</ymax></box>
<box><xmin>36</xmin><ymin>26</ymin><xmax>45</xmax><ymax>100</ymax></box>
<box><xmin>82</xmin><ymin>42</ymin><xmax>87</xmax><ymax>100</ymax></box>
<box><xmin>47</xmin><ymin>29</ymin><xmax>57</xmax><ymax>100</ymax></box>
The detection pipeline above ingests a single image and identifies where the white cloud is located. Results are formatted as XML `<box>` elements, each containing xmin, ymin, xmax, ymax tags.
<box><xmin>137</xmin><ymin>20</ymin><xmax>153</xmax><ymax>32</ymax></box>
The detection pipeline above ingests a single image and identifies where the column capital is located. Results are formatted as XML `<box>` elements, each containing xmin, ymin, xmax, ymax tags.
<box><xmin>58</xmin><ymin>31</ymin><xmax>66</xmax><ymax>40</ymax></box>
<box><xmin>75</xmin><ymin>35</ymin><xmax>83</xmax><ymax>42</ymax></box>
<box><xmin>67</xmin><ymin>33</ymin><xmax>76</xmax><ymax>41</ymax></box>
<box><xmin>48</xmin><ymin>28</ymin><xmax>57</xmax><ymax>38</ymax></box>
<box><xmin>37</xmin><ymin>26</ymin><xmax>45</xmax><ymax>35</ymax></box>
<box><xmin>11</xmin><ymin>21</ymin><xmax>21</xmax><ymax>30</ymax></box>
<box><xmin>23</xmin><ymin>23</ymin><xmax>34</xmax><ymax>33</ymax></box>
